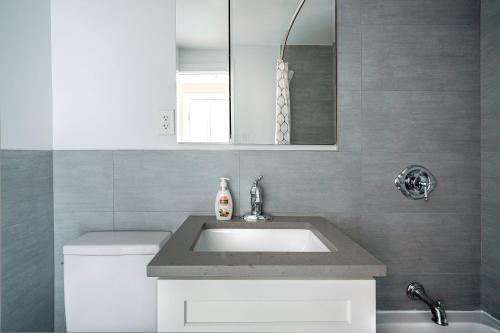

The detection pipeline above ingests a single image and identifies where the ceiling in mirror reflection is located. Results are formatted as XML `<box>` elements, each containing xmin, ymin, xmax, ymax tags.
<box><xmin>176</xmin><ymin>0</ymin><xmax>229</xmax><ymax>49</ymax></box>
<box><xmin>231</xmin><ymin>0</ymin><xmax>335</xmax><ymax>46</ymax></box>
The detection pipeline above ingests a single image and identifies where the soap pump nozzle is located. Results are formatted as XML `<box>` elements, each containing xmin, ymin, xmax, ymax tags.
<box><xmin>219</xmin><ymin>177</ymin><xmax>230</xmax><ymax>189</ymax></box>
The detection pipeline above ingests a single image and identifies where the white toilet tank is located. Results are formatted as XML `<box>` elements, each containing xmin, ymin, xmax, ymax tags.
<box><xmin>63</xmin><ymin>231</ymin><xmax>171</xmax><ymax>333</ymax></box>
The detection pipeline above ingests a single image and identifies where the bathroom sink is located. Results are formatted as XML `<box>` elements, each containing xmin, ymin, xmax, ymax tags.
<box><xmin>193</xmin><ymin>228</ymin><xmax>333</xmax><ymax>252</ymax></box>
<box><xmin>148</xmin><ymin>216</ymin><xmax>387</xmax><ymax>279</ymax></box>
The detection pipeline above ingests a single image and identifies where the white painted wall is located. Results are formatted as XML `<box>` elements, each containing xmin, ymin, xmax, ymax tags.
<box><xmin>50</xmin><ymin>0</ymin><xmax>336</xmax><ymax>150</ymax></box>
<box><xmin>178</xmin><ymin>48</ymin><xmax>228</xmax><ymax>72</ymax></box>
<box><xmin>51</xmin><ymin>0</ymin><xmax>177</xmax><ymax>150</ymax></box>
<box><xmin>232</xmin><ymin>45</ymin><xmax>279</xmax><ymax>144</ymax></box>
<box><xmin>0</xmin><ymin>0</ymin><xmax>53</xmax><ymax>150</ymax></box>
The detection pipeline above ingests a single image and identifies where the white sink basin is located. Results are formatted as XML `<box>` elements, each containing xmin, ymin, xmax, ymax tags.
<box><xmin>193</xmin><ymin>228</ymin><xmax>333</xmax><ymax>252</ymax></box>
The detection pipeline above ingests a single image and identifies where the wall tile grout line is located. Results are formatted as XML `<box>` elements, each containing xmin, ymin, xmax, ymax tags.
<box><xmin>359</xmin><ymin>23</ymin><xmax>480</xmax><ymax>27</ymax></box>
<box><xmin>480</xmin><ymin>0</ymin><xmax>500</xmax><ymax>318</ymax></box>
<box><xmin>359</xmin><ymin>0</ymin><xmax>365</xmax><ymax>213</ymax></box>
<box><xmin>238</xmin><ymin>151</ymin><xmax>241</xmax><ymax>216</ymax></box>
<box><xmin>112</xmin><ymin>150</ymin><xmax>116</xmax><ymax>231</ymax></box>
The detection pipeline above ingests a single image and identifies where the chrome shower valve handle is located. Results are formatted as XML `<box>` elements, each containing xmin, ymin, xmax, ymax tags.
<box><xmin>394</xmin><ymin>165</ymin><xmax>437</xmax><ymax>201</ymax></box>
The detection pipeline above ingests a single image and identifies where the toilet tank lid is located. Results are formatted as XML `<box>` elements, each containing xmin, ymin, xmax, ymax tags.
<box><xmin>63</xmin><ymin>231</ymin><xmax>171</xmax><ymax>255</ymax></box>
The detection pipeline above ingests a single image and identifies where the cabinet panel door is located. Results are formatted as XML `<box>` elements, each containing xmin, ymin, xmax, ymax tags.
<box><xmin>157</xmin><ymin>279</ymin><xmax>376</xmax><ymax>333</ymax></box>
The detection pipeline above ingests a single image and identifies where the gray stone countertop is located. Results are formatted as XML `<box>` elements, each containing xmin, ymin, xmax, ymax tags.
<box><xmin>147</xmin><ymin>216</ymin><xmax>387</xmax><ymax>279</ymax></box>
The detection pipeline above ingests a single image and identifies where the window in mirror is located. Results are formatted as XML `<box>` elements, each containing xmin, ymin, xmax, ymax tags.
<box><xmin>177</xmin><ymin>73</ymin><xmax>230</xmax><ymax>143</ymax></box>
<box><xmin>176</xmin><ymin>0</ymin><xmax>230</xmax><ymax>144</ymax></box>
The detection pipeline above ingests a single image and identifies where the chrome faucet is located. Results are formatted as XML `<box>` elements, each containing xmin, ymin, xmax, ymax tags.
<box><xmin>407</xmin><ymin>282</ymin><xmax>448</xmax><ymax>326</ymax></box>
<box><xmin>242</xmin><ymin>176</ymin><xmax>272</xmax><ymax>222</ymax></box>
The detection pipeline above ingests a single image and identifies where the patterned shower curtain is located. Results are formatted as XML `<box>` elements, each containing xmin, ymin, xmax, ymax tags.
<box><xmin>275</xmin><ymin>58</ymin><xmax>291</xmax><ymax>144</ymax></box>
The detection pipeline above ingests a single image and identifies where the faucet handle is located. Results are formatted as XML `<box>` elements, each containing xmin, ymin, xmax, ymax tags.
<box><xmin>407</xmin><ymin>282</ymin><xmax>425</xmax><ymax>300</ymax></box>
<box><xmin>254</xmin><ymin>175</ymin><xmax>263</xmax><ymax>185</ymax></box>
<box><xmin>395</xmin><ymin>165</ymin><xmax>436</xmax><ymax>201</ymax></box>
<box><xmin>420</xmin><ymin>181</ymin><xmax>429</xmax><ymax>201</ymax></box>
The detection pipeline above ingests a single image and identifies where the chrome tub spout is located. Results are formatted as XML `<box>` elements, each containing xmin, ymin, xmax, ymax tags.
<box><xmin>407</xmin><ymin>282</ymin><xmax>448</xmax><ymax>326</ymax></box>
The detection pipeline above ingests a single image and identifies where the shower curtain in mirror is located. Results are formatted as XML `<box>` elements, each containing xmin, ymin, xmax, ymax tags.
<box><xmin>275</xmin><ymin>58</ymin><xmax>291</xmax><ymax>144</ymax></box>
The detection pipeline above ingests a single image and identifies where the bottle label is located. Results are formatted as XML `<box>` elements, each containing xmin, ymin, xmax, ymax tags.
<box><xmin>219</xmin><ymin>196</ymin><xmax>229</xmax><ymax>205</ymax></box>
<box><xmin>217</xmin><ymin>195</ymin><xmax>231</xmax><ymax>218</ymax></box>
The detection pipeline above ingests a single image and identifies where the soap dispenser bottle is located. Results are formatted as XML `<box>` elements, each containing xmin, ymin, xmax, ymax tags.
<box><xmin>215</xmin><ymin>178</ymin><xmax>233</xmax><ymax>221</ymax></box>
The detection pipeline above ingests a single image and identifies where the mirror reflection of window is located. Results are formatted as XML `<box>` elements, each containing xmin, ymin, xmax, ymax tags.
<box><xmin>175</xmin><ymin>0</ymin><xmax>230</xmax><ymax>144</ymax></box>
<box><xmin>177</xmin><ymin>73</ymin><xmax>230</xmax><ymax>143</ymax></box>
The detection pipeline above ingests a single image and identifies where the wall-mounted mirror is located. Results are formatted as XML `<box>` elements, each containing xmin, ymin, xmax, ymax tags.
<box><xmin>176</xmin><ymin>0</ymin><xmax>337</xmax><ymax>146</ymax></box>
<box><xmin>231</xmin><ymin>0</ymin><xmax>337</xmax><ymax>145</ymax></box>
<box><xmin>176</xmin><ymin>0</ymin><xmax>230</xmax><ymax>144</ymax></box>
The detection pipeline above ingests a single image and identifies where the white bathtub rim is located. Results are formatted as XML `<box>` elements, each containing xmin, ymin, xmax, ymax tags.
<box><xmin>377</xmin><ymin>310</ymin><xmax>500</xmax><ymax>329</ymax></box>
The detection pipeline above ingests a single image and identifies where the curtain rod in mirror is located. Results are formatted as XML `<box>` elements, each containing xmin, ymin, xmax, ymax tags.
<box><xmin>280</xmin><ymin>0</ymin><xmax>307</xmax><ymax>60</ymax></box>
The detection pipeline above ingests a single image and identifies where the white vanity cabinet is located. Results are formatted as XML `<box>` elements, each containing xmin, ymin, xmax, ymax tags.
<box><xmin>150</xmin><ymin>217</ymin><xmax>386</xmax><ymax>333</ymax></box>
<box><xmin>157</xmin><ymin>279</ymin><xmax>376</xmax><ymax>333</ymax></box>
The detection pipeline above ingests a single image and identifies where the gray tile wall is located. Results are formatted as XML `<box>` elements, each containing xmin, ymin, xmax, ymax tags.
<box><xmin>481</xmin><ymin>0</ymin><xmax>500</xmax><ymax>320</ymax></box>
<box><xmin>52</xmin><ymin>151</ymin><xmax>240</xmax><ymax>331</ymax></box>
<box><xmin>345</xmin><ymin>0</ymin><xmax>480</xmax><ymax>311</ymax></box>
<box><xmin>1</xmin><ymin>151</ymin><xmax>54</xmax><ymax>332</ymax></box>
<box><xmin>287</xmin><ymin>45</ymin><xmax>337</xmax><ymax>145</ymax></box>
<box><xmin>52</xmin><ymin>0</ymin><xmax>481</xmax><ymax>329</ymax></box>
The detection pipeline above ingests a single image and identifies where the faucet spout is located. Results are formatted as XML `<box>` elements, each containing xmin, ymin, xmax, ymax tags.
<box><xmin>407</xmin><ymin>282</ymin><xmax>448</xmax><ymax>326</ymax></box>
<box><xmin>430</xmin><ymin>301</ymin><xmax>448</xmax><ymax>326</ymax></box>
<box><xmin>242</xmin><ymin>176</ymin><xmax>272</xmax><ymax>222</ymax></box>
<box><xmin>250</xmin><ymin>176</ymin><xmax>264</xmax><ymax>216</ymax></box>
